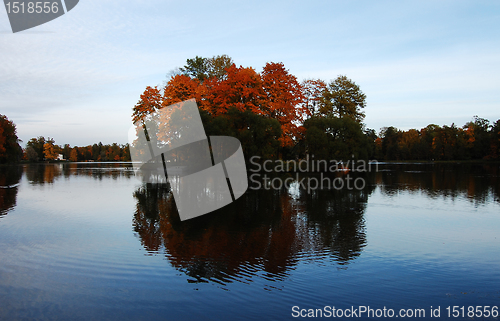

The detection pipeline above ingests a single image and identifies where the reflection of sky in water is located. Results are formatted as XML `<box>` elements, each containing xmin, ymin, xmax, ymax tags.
<box><xmin>365</xmin><ymin>188</ymin><xmax>500</xmax><ymax>263</ymax></box>
<box><xmin>287</xmin><ymin>181</ymin><xmax>301</xmax><ymax>199</ymax></box>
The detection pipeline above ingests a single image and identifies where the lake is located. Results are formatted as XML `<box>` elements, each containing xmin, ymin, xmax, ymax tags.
<box><xmin>0</xmin><ymin>162</ymin><xmax>499</xmax><ymax>320</ymax></box>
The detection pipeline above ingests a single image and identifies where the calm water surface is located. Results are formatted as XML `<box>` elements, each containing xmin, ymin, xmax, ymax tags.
<box><xmin>0</xmin><ymin>162</ymin><xmax>499</xmax><ymax>320</ymax></box>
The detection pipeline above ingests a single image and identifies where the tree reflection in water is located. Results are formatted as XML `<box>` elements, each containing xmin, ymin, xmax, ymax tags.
<box><xmin>132</xmin><ymin>173</ymin><xmax>375</xmax><ymax>285</ymax></box>
<box><xmin>1</xmin><ymin>163</ymin><xmax>133</xmax><ymax>217</ymax></box>
<box><xmin>0</xmin><ymin>165</ymin><xmax>23</xmax><ymax>217</ymax></box>
<box><xmin>24</xmin><ymin>163</ymin><xmax>134</xmax><ymax>185</ymax></box>
<box><xmin>375</xmin><ymin>163</ymin><xmax>500</xmax><ymax>205</ymax></box>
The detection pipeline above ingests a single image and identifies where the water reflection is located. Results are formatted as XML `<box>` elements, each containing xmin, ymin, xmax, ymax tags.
<box><xmin>24</xmin><ymin>162</ymin><xmax>134</xmax><ymax>185</ymax></box>
<box><xmin>304</xmin><ymin>182</ymin><xmax>374</xmax><ymax>264</ymax></box>
<box><xmin>0</xmin><ymin>165</ymin><xmax>22</xmax><ymax>217</ymax></box>
<box><xmin>133</xmin><ymin>174</ymin><xmax>374</xmax><ymax>285</ymax></box>
<box><xmin>375</xmin><ymin>163</ymin><xmax>500</xmax><ymax>205</ymax></box>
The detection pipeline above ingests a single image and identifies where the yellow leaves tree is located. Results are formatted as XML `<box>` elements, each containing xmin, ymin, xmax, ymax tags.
<box><xmin>302</xmin><ymin>79</ymin><xmax>327</xmax><ymax>116</ymax></box>
<box><xmin>43</xmin><ymin>138</ymin><xmax>58</xmax><ymax>160</ymax></box>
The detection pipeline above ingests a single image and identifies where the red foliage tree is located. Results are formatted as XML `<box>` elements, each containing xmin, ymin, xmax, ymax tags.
<box><xmin>132</xmin><ymin>86</ymin><xmax>163</xmax><ymax>123</ymax></box>
<box><xmin>162</xmin><ymin>75</ymin><xmax>201</xmax><ymax>107</ymax></box>
<box><xmin>203</xmin><ymin>64</ymin><xmax>263</xmax><ymax>116</ymax></box>
<box><xmin>261</xmin><ymin>62</ymin><xmax>308</xmax><ymax>147</ymax></box>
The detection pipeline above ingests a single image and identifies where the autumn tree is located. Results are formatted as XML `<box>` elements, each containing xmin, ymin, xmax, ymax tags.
<box><xmin>122</xmin><ymin>144</ymin><xmax>131</xmax><ymax>161</ymax></box>
<box><xmin>162</xmin><ymin>74</ymin><xmax>200</xmax><ymax>108</ymax></box>
<box><xmin>320</xmin><ymin>75</ymin><xmax>366</xmax><ymax>124</ymax></box>
<box><xmin>302</xmin><ymin>79</ymin><xmax>327</xmax><ymax>117</ymax></box>
<box><xmin>0</xmin><ymin>114</ymin><xmax>22</xmax><ymax>163</ymax></box>
<box><xmin>398</xmin><ymin>129</ymin><xmax>420</xmax><ymax>160</ymax></box>
<box><xmin>206</xmin><ymin>55</ymin><xmax>234</xmax><ymax>80</ymax></box>
<box><xmin>430</xmin><ymin>125</ymin><xmax>469</xmax><ymax>160</ymax></box>
<box><xmin>91</xmin><ymin>143</ymin><xmax>100</xmax><ymax>161</ymax></box>
<box><xmin>132</xmin><ymin>86</ymin><xmax>163</xmax><ymax>123</ymax></box>
<box><xmin>69</xmin><ymin>148</ymin><xmax>79</xmax><ymax>162</ymax></box>
<box><xmin>202</xmin><ymin>64</ymin><xmax>263</xmax><ymax>116</ymax></box>
<box><xmin>82</xmin><ymin>146</ymin><xmax>92</xmax><ymax>160</ymax></box>
<box><xmin>43</xmin><ymin>138</ymin><xmax>59</xmax><ymax>160</ymax></box>
<box><xmin>106</xmin><ymin>143</ymin><xmax>122</xmax><ymax>161</ymax></box>
<box><xmin>463</xmin><ymin>115</ymin><xmax>491</xmax><ymax>159</ymax></box>
<box><xmin>261</xmin><ymin>62</ymin><xmax>307</xmax><ymax>147</ymax></box>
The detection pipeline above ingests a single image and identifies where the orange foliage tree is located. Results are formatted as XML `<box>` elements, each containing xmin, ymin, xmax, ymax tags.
<box><xmin>202</xmin><ymin>64</ymin><xmax>263</xmax><ymax>116</ymax></box>
<box><xmin>261</xmin><ymin>62</ymin><xmax>308</xmax><ymax>147</ymax></box>
<box><xmin>162</xmin><ymin>75</ymin><xmax>201</xmax><ymax>107</ymax></box>
<box><xmin>132</xmin><ymin>86</ymin><xmax>163</xmax><ymax>123</ymax></box>
<box><xmin>43</xmin><ymin>138</ymin><xmax>59</xmax><ymax>160</ymax></box>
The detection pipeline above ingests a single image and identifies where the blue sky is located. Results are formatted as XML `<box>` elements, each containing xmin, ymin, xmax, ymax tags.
<box><xmin>1</xmin><ymin>0</ymin><xmax>499</xmax><ymax>146</ymax></box>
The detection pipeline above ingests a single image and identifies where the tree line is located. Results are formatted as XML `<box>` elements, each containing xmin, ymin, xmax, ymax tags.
<box><xmin>0</xmin><ymin>119</ymin><xmax>131</xmax><ymax>163</ymax></box>
<box><xmin>374</xmin><ymin>116</ymin><xmax>500</xmax><ymax>161</ymax></box>
<box><xmin>23</xmin><ymin>136</ymin><xmax>131</xmax><ymax>162</ymax></box>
